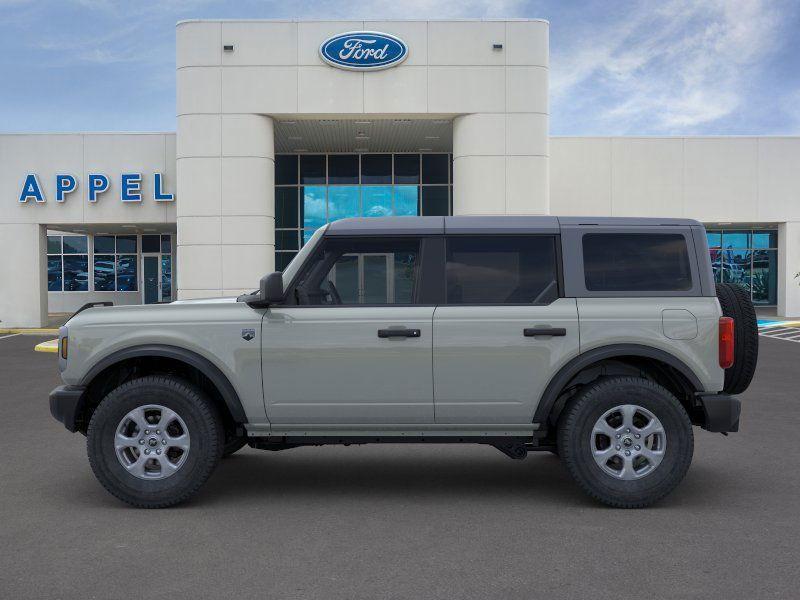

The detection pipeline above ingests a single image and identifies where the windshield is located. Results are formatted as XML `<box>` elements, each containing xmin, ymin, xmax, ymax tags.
<box><xmin>280</xmin><ymin>225</ymin><xmax>327</xmax><ymax>286</ymax></box>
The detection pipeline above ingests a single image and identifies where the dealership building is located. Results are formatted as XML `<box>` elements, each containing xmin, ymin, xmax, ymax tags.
<box><xmin>1</xmin><ymin>18</ymin><xmax>799</xmax><ymax>327</ymax></box>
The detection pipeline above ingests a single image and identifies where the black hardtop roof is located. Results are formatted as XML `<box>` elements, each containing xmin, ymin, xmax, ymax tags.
<box><xmin>325</xmin><ymin>215</ymin><xmax>702</xmax><ymax>236</ymax></box>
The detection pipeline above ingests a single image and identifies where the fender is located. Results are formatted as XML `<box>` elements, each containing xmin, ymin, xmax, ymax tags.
<box><xmin>79</xmin><ymin>344</ymin><xmax>247</xmax><ymax>423</ymax></box>
<box><xmin>532</xmin><ymin>344</ymin><xmax>704</xmax><ymax>426</ymax></box>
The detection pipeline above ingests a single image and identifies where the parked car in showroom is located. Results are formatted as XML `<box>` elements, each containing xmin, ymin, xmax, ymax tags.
<box><xmin>49</xmin><ymin>216</ymin><xmax>757</xmax><ymax>508</ymax></box>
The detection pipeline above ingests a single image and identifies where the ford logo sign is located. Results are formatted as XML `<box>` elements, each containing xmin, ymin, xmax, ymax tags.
<box><xmin>320</xmin><ymin>31</ymin><xmax>408</xmax><ymax>71</ymax></box>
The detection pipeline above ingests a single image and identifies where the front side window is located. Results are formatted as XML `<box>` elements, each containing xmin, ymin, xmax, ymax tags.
<box><xmin>295</xmin><ymin>238</ymin><xmax>420</xmax><ymax>305</ymax></box>
<box><xmin>445</xmin><ymin>236</ymin><xmax>559</xmax><ymax>304</ymax></box>
<box><xmin>583</xmin><ymin>233</ymin><xmax>692</xmax><ymax>292</ymax></box>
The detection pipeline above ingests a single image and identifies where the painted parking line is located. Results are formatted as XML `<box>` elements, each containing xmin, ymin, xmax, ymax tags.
<box><xmin>34</xmin><ymin>339</ymin><xmax>59</xmax><ymax>353</ymax></box>
<box><xmin>758</xmin><ymin>323</ymin><xmax>800</xmax><ymax>343</ymax></box>
<box><xmin>0</xmin><ymin>333</ymin><xmax>21</xmax><ymax>341</ymax></box>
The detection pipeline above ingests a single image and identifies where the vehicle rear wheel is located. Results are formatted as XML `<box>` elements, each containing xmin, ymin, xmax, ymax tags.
<box><xmin>557</xmin><ymin>376</ymin><xmax>693</xmax><ymax>508</ymax></box>
<box><xmin>716</xmin><ymin>282</ymin><xmax>758</xmax><ymax>394</ymax></box>
<box><xmin>87</xmin><ymin>375</ymin><xmax>223</xmax><ymax>508</ymax></box>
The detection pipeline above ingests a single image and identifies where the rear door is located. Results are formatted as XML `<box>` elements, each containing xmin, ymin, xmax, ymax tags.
<box><xmin>262</xmin><ymin>235</ymin><xmax>436</xmax><ymax>425</ymax></box>
<box><xmin>432</xmin><ymin>235</ymin><xmax>580</xmax><ymax>424</ymax></box>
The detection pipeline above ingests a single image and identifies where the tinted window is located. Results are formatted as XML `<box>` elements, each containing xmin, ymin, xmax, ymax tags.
<box><xmin>300</xmin><ymin>155</ymin><xmax>325</xmax><ymax>184</ymax></box>
<box><xmin>422</xmin><ymin>154</ymin><xmax>449</xmax><ymax>184</ymax></box>
<box><xmin>141</xmin><ymin>234</ymin><xmax>160</xmax><ymax>253</ymax></box>
<box><xmin>583</xmin><ymin>233</ymin><xmax>692</xmax><ymax>292</ymax></box>
<box><xmin>328</xmin><ymin>155</ymin><xmax>358</xmax><ymax>184</ymax></box>
<box><xmin>361</xmin><ymin>154</ymin><xmax>391</xmax><ymax>184</ymax></box>
<box><xmin>296</xmin><ymin>238</ymin><xmax>420</xmax><ymax>305</ymax></box>
<box><xmin>445</xmin><ymin>236</ymin><xmax>558</xmax><ymax>304</ymax></box>
<box><xmin>275</xmin><ymin>155</ymin><xmax>298</xmax><ymax>185</ymax></box>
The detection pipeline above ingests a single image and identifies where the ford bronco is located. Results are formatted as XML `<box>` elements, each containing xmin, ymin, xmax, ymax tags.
<box><xmin>49</xmin><ymin>216</ymin><xmax>757</xmax><ymax>508</ymax></box>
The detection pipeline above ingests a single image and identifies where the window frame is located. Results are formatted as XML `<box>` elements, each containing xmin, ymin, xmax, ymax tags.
<box><xmin>561</xmin><ymin>226</ymin><xmax>703</xmax><ymax>298</ymax></box>
<box><xmin>441</xmin><ymin>234</ymin><xmax>563</xmax><ymax>306</ymax></box>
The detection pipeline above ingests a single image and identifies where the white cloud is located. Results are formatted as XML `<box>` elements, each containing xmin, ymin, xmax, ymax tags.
<box><xmin>551</xmin><ymin>0</ymin><xmax>791</xmax><ymax>133</ymax></box>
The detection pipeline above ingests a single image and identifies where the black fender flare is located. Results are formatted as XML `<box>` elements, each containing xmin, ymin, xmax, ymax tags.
<box><xmin>533</xmin><ymin>344</ymin><xmax>704</xmax><ymax>426</ymax></box>
<box><xmin>79</xmin><ymin>344</ymin><xmax>248</xmax><ymax>423</ymax></box>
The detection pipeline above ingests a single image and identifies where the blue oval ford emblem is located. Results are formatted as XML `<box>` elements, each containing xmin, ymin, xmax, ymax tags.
<box><xmin>320</xmin><ymin>31</ymin><xmax>408</xmax><ymax>71</ymax></box>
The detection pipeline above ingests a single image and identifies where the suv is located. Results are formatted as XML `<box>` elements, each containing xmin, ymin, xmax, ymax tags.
<box><xmin>49</xmin><ymin>216</ymin><xmax>758</xmax><ymax>508</ymax></box>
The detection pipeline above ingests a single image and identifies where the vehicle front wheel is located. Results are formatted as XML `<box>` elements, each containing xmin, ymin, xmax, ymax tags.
<box><xmin>87</xmin><ymin>375</ymin><xmax>224</xmax><ymax>508</ymax></box>
<box><xmin>557</xmin><ymin>376</ymin><xmax>694</xmax><ymax>508</ymax></box>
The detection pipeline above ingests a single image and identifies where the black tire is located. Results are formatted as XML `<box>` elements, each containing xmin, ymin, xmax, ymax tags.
<box><xmin>716</xmin><ymin>283</ymin><xmax>758</xmax><ymax>395</ymax></box>
<box><xmin>222</xmin><ymin>435</ymin><xmax>248</xmax><ymax>458</ymax></box>
<box><xmin>557</xmin><ymin>377</ymin><xmax>694</xmax><ymax>508</ymax></box>
<box><xmin>87</xmin><ymin>375</ymin><xmax>223</xmax><ymax>508</ymax></box>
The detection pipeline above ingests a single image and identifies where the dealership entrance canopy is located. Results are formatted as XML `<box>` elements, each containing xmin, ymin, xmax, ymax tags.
<box><xmin>1</xmin><ymin>19</ymin><xmax>799</xmax><ymax>327</ymax></box>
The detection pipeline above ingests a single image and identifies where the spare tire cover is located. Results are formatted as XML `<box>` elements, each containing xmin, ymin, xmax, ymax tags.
<box><xmin>715</xmin><ymin>283</ymin><xmax>758</xmax><ymax>394</ymax></box>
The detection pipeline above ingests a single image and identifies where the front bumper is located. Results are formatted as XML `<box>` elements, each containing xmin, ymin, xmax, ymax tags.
<box><xmin>697</xmin><ymin>393</ymin><xmax>741</xmax><ymax>433</ymax></box>
<box><xmin>49</xmin><ymin>385</ymin><xmax>87</xmax><ymax>433</ymax></box>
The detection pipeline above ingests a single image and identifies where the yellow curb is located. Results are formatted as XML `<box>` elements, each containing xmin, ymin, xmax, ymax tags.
<box><xmin>0</xmin><ymin>328</ymin><xmax>59</xmax><ymax>335</ymax></box>
<box><xmin>34</xmin><ymin>339</ymin><xmax>59</xmax><ymax>353</ymax></box>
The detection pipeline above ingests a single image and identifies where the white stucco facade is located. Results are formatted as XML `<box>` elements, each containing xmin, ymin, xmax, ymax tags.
<box><xmin>175</xmin><ymin>19</ymin><xmax>550</xmax><ymax>299</ymax></box>
<box><xmin>1</xmin><ymin>19</ymin><xmax>799</xmax><ymax>327</ymax></box>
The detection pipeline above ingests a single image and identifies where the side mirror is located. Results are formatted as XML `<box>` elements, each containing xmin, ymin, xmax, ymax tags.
<box><xmin>259</xmin><ymin>271</ymin><xmax>284</xmax><ymax>305</ymax></box>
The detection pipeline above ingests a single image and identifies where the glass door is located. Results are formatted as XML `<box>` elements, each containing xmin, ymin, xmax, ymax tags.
<box><xmin>142</xmin><ymin>255</ymin><xmax>160</xmax><ymax>304</ymax></box>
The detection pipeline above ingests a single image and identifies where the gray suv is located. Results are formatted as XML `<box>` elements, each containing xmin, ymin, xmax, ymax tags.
<box><xmin>49</xmin><ymin>216</ymin><xmax>758</xmax><ymax>508</ymax></box>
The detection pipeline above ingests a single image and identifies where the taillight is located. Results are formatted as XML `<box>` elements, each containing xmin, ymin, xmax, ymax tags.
<box><xmin>719</xmin><ymin>317</ymin><xmax>734</xmax><ymax>369</ymax></box>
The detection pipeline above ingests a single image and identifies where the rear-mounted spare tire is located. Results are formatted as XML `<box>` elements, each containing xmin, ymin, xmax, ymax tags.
<box><xmin>715</xmin><ymin>283</ymin><xmax>758</xmax><ymax>394</ymax></box>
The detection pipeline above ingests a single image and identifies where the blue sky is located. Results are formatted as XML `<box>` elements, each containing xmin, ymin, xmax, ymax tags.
<box><xmin>1</xmin><ymin>0</ymin><xmax>798</xmax><ymax>135</ymax></box>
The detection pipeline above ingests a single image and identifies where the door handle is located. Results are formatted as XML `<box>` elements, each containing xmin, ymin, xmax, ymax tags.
<box><xmin>524</xmin><ymin>327</ymin><xmax>567</xmax><ymax>337</ymax></box>
<box><xmin>378</xmin><ymin>328</ymin><xmax>421</xmax><ymax>339</ymax></box>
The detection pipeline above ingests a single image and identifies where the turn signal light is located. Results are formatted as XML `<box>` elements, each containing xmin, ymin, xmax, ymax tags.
<box><xmin>719</xmin><ymin>317</ymin><xmax>734</xmax><ymax>369</ymax></box>
<box><xmin>60</xmin><ymin>336</ymin><xmax>68</xmax><ymax>360</ymax></box>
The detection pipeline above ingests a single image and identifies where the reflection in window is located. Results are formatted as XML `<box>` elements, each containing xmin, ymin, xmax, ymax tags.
<box><xmin>707</xmin><ymin>228</ymin><xmax>778</xmax><ymax>305</ymax></box>
<box><xmin>394</xmin><ymin>186</ymin><xmax>419</xmax><ymax>216</ymax></box>
<box><xmin>47</xmin><ymin>256</ymin><xmax>62</xmax><ymax>291</ymax></box>
<box><xmin>93</xmin><ymin>255</ymin><xmax>115</xmax><ymax>291</ymax></box>
<box><xmin>161</xmin><ymin>255</ymin><xmax>172</xmax><ymax>301</ymax></box>
<box><xmin>63</xmin><ymin>255</ymin><xmax>89</xmax><ymax>291</ymax></box>
<box><xmin>362</xmin><ymin>186</ymin><xmax>392</xmax><ymax>217</ymax></box>
<box><xmin>297</xmin><ymin>238</ymin><xmax>420</xmax><ymax>305</ymax></box>
<box><xmin>117</xmin><ymin>256</ymin><xmax>137</xmax><ymax>291</ymax></box>
<box><xmin>328</xmin><ymin>186</ymin><xmax>359</xmax><ymax>221</ymax></box>
<box><xmin>303</xmin><ymin>186</ymin><xmax>326</xmax><ymax>229</ymax></box>
<box><xmin>47</xmin><ymin>234</ymin><xmax>88</xmax><ymax>292</ymax></box>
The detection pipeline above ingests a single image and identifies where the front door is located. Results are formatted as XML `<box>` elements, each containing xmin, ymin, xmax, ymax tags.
<box><xmin>433</xmin><ymin>235</ymin><xmax>580</xmax><ymax>424</ymax></box>
<box><xmin>262</xmin><ymin>235</ymin><xmax>435</xmax><ymax>425</ymax></box>
<box><xmin>142</xmin><ymin>255</ymin><xmax>160</xmax><ymax>304</ymax></box>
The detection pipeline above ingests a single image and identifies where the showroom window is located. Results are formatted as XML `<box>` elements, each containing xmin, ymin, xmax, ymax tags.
<box><xmin>47</xmin><ymin>235</ymin><xmax>89</xmax><ymax>292</ymax></box>
<box><xmin>707</xmin><ymin>229</ymin><xmax>777</xmax><ymax>305</ymax></box>
<box><xmin>93</xmin><ymin>235</ymin><xmax>138</xmax><ymax>292</ymax></box>
<box><xmin>274</xmin><ymin>153</ymin><xmax>453</xmax><ymax>271</ymax></box>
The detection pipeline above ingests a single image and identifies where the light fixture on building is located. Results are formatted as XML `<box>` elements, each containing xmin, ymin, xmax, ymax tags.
<box><xmin>280</xmin><ymin>120</ymin><xmax>297</xmax><ymax>125</ymax></box>
<box><xmin>393</xmin><ymin>119</ymin><xmax>412</xmax><ymax>125</ymax></box>
<box><xmin>223</xmin><ymin>44</ymin><xmax>235</xmax><ymax>52</ymax></box>
<box><xmin>355</xmin><ymin>120</ymin><xmax>372</xmax><ymax>125</ymax></box>
<box><xmin>493</xmin><ymin>43</ymin><xmax>503</xmax><ymax>50</ymax></box>
<box><xmin>293</xmin><ymin>148</ymin><xmax>308</xmax><ymax>153</ymax></box>
<box><xmin>419</xmin><ymin>147</ymin><xmax>433</xmax><ymax>152</ymax></box>
<box><xmin>425</xmin><ymin>136</ymin><xmax>440</xmax><ymax>140</ymax></box>
<box><xmin>354</xmin><ymin>147</ymin><xmax>368</xmax><ymax>153</ymax></box>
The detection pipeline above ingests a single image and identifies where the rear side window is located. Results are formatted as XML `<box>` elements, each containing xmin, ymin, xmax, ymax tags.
<box><xmin>445</xmin><ymin>236</ymin><xmax>559</xmax><ymax>304</ymax></box>
<box><xmin>583</xmin><ymin>233</ymin><xmax>692</xmax><ymax>292</ymax></box>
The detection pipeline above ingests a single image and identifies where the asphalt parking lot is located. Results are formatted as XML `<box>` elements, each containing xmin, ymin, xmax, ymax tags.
<box><xmin>1</xmin><ymin>333</ymin><xmax>798</xmax><ymax>599</ymax></box>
